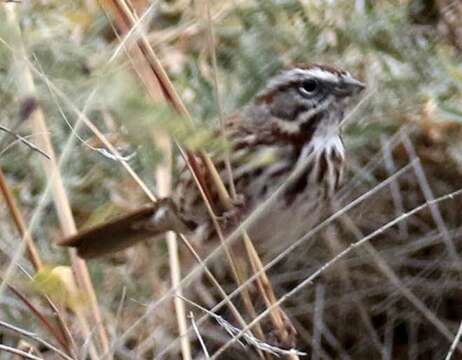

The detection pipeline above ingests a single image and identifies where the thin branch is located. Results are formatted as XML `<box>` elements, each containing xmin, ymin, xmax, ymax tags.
<box><xmin>0</xmin><ymin>344</ymin><xmax>43</xmax><ymax>360</ymax></box>
<box><xmin>189</xmin><ymin>312</ymin><xmax>210</xmax><ymax>359</ymax></box>
<box><xmin>445</xmin><ymin>319</ymin><xmax>462</xmax><ymax>360</ymax></box>
<box><xmin>181</xmin><ymin>296</ymin><xmax>306</xmax><ymax>358</ymax></box>
<box><xmin>0</xmin><ymin>320</ymin><xmax>74</xmax><ymax>360</ymax></box>
<box><xmin>337</xmin><ymin>209</ymin><xmax>455</xmax><ymax>343</ymax></box>
<box><xmin>312</xmin><ymin>284</ymin><xmax>324</xmax><ymax>360</ymax></box>
<box><xmin>155</xmin><ymin>129</ymin><xmax>192</xmax><ymax>360</ymax></box>
<box><xmin>0</xmin><ymin>124</ymin><xmax>50</xmax><ymax>159</ymax></box>
<box><xmin>401</xmin><ymin>131</ymin><xmax>462</xmax><ymax>272</ymax></box>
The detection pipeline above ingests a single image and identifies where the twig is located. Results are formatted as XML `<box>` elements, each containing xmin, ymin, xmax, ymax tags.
<box><xmin>155</xmin><ymin>129</ymin><xmax>192</xmax><ymax>360</ymax></box>
<box><xmin>189</xmin><ymin>312</ymin><xmax>210</xmax><ymax>359</ymax></box>
<box><xmin>381</xmin><ymin>135</ymin><xmax>408</xmax><ymax>238</ymax></box>
<box><xmin>311</xmin><ymin>285</ymin><xmax>324</xmax><ymax>360</ymax></box>
<box><xmin>0</xmin><ymin>344</ymin><xmax>43</xmax><ymax>360</ymax></box>
<box><xmin>180</xmin><ymin>296</ymin><xmax>306</xmax><ymax>358</ymax></box>
<box><xmin>445</xmin><ymin>319</ymin><xmax>462</xmax><ymax>360</ymax></box>
<box><xmin>0</xmin><ymin>129</ymin><xmax>73</xmax><ymax>353</ymax></box>
<box><xmin>401</xmin><ymin>131</ymin><xmax>462</xmax><ymax>272</ymax></box>
<box><xmin>205</xmin><ymin>0</ymin><xmax>236</xmax><ymax>199</ymax></box>
<box><xmin>0</xmin><ymin>168</ymin><xmax>43</xmax><ymax>271</ymax></box>
<box><xmin>0</xmin><ymin>125</ymin><xmax>50</xmax><ymax>159</ymax></box>
<box><xmin>337</xmin><ymin>208</ymin><xmax>456</xmax><ymax>344</ymax></box>
<box><xmin>4</xmin><ymin>283</ymin><xmax>70</xmax><ymax>355</ymax></box>
<box><xmin>0</xmin><ymin>320</ymin><xmax>74</xmax><ymax>360</ymax></box>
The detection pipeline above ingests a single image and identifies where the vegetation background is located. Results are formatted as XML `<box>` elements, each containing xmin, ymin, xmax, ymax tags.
<box><xmin>0</xmin><ymin>0</ymin><xmax>462</xmax><ymax>359</ymax></box>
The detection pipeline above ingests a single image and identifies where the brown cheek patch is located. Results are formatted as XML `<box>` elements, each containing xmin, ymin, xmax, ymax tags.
<box><xmin>255</xmin><ymin>92</ymin><xmax>274</xmax><ymax>105</ymax></box>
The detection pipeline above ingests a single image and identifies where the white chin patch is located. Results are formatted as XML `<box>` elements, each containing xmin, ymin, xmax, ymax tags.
<box><xmin>275</xmin><ymin>118</ymin><xmax>300</xmax><ymax>134</ymax></box>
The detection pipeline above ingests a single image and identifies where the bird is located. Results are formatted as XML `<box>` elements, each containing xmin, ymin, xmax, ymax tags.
<box><xmin>58</xmin><ymin>64</ymin><xmax>365</xmax><ymax>259</ymax></box>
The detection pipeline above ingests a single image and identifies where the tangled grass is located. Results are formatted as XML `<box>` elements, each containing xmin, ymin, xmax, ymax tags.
<box><xmin>1</xmin><ymin>0</ymin><xmax>462</xmax><ymax>359</ymax></box>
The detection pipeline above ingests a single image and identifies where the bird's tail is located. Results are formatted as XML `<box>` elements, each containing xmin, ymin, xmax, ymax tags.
<box><xmin>58</xmin><ymin>198</ymin><xmax>191</xmax><ymax>259</ymax></box>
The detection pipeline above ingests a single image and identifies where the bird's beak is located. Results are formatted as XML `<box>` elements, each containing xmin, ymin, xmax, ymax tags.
<box><xmin>336</xmin><ymin>77</ymin><xmax>366</xmax><ymax>96</ymax></box>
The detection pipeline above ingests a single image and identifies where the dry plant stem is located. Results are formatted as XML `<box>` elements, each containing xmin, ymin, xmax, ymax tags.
<box><xmin>177</xmin><ymin>233</ymin><xmax>267</xmax><ymax>351</ymax></box>
<box><xmin>105</xmin><ymin>0</ymin><xmax>190</xmax><ymax>116</ymax></box>
<box><xmin>102</xmin><ymin>2</ymin><xmax>164</xmax><ymax>101</ymax></box>
<box><xmin>445</xmin><ymin>319</ymin><xmax>462</xmax><ymax>360</ymax></box>
<box><xmin>0</xmin><ymin>131</ymin><xmax>87</xmax><ymax>359</ymax></box>
<box><xmin>154</xmin><ymin>130</ymin><xmax>192</xmax><ymax>360</ymax></box>
<box><xmin>381</xmin><ymin>135</ymin><xmax>408</xmax><ymax>238</ymax></box>
<box><xmin>2</xmin><ymin>4</ymin><xmax>108</xmax><ymax>359</ymax></box>
<box><xmin>210</xmin><ymin>189</ymin><xmax>462</xmax><ymax>358</ymax></box>
<box><xmin>5</xmin><ymin>283</ymin><xmax>71</xmax><ymax>356</ymax></box>
<box><xmin>401</xmin><ymin>132</ymin><xmax>462</xmax><ymax>272</ymax></box>
<box><xmin>322</xmin><ymin>227</ymin><xmax>383</xmax><ymax>353</ymax></box>
<box><xmin>189</xmin><ymin>312</ymin><xmax>210</xmax><ymax>358</ymax></box>
<box><xmin>0</xmin><ymin>168</ymin><xmax>42</xmax><ymax>270</ymax></box>
<box><xmin>12</xmin><ymin>340</ymin><xmax>38</xmax><ymax>360</ymax></box>
<box><xmin>0</xmin><ymin>320</ymin><xmax>73</xmax><ymax>360</ymax></box>
<box><xmin>0</xmin><ymin>344</ymin><xmax>43</xmax><ymax>360</ymax></box>
<box><xmin>0</xmin><ymin>125</ymin><xmax>50</xmax><ymax>159</ymax></box>
<box><xmin>195</xmin><ymin>153</ymin><xmax>267</xmax><ymax>350</ymax></box>
<box><xmin>0</xmin><ymin>168</ymin><xmax>74</xmax><ymax>354</ymax></box>
<box><xmin>205</xmin><ymin>1</ymin><xmax>236</xmax><ymax>199</ymax></box>
<box><xmin>180</xmin><ymin>296</ymin><xmax>306</xmax><ymax>358</ymax></box>
<box><xmin>311</xmin><ymin>284</ymin><xmax>324</xmax><ymax>360</ymax></box>
<box><xmin>243</xmin><ymin>233</ymin><xmax>298</xmax><ymax>353</ymax></box>
<box><xmin>337</xmin><ymin>210</ymin><xmax>457</xmax><ymax>347</ymax></box>
<box><xmin>104</xmin><ymin>6</ymin><xmax>188</xmax><ymax>354</ymax></box>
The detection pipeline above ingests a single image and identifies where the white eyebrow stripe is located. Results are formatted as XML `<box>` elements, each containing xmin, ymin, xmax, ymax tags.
<box><xmin>265</xmin><ymin>68</ymin><xmax>342</xmax><ymax>90</ymax></box>
<box><xmin>257</xmin><ymin>66</ymin><xmax>356</xmax><ymax>99</ymax></box>
<box><xmin>302</xmin><ymin>68</ymin><xmax>340</xmax><ymax>82</ymax></box>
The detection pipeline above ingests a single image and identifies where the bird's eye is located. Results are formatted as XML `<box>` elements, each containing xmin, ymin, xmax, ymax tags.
<box><xmin>298</xmin><ymin>79</ymin><xmax>318</xmax><ymax>96</ymax></box>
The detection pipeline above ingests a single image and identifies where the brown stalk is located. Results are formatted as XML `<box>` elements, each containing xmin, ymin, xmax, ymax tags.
<box><xmin>102</xmin><ymin>1</ymin><xmax>192</xmax><ymax>357</ymax></box>
<box><xmin>0</xmin><ymin>168</ymin><xmax>43</xmax><ymax>271</ymax></box>
<box><xmin>154</xmin><ymin>130</ymin><xmax>192</xmax><ymax>360</ymax></box>
<box><xmin>5</xmin><ymin>283</ymin><xmax>67</xmax><ymax>352</ymax></box>
<box><xmin>3</xmin><ymin>3</ymin><xmax>110</xmax><ymax>358</ymax></box>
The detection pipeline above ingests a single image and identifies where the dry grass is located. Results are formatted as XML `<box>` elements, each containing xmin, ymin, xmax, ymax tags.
<box><xmin>1</xmin><ymin>0</ymin><xmax>462</xmax><ymax>359</ymax></box>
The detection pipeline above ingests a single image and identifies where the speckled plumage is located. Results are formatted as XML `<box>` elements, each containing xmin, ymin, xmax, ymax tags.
<box><xmin>59</xmin><ymin>64</ymin><xmax>365</xmax><ymax>258</ymax></box>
